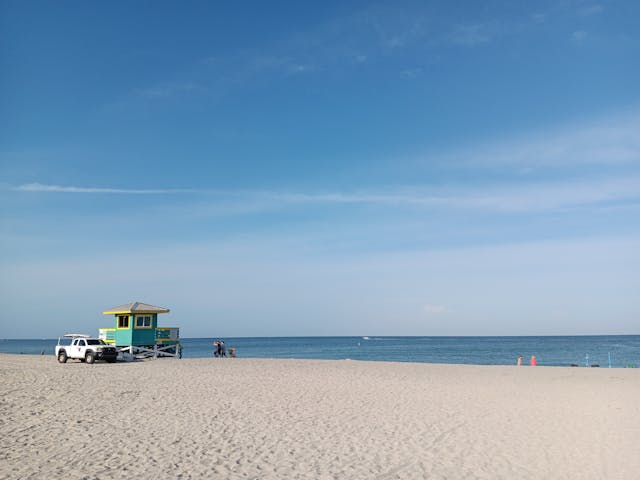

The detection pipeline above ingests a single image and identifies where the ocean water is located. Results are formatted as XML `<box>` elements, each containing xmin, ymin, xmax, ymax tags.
<box><xmin>1</xmin><ymin>336</ymin><xmax>639</xmax><ymax>367</ymax></box>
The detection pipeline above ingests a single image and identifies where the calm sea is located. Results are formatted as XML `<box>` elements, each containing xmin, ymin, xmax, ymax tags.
<box><xmin>1</xmin><ymin>336</ymin><xmax>638</xmax><ymax>367</ymax></box>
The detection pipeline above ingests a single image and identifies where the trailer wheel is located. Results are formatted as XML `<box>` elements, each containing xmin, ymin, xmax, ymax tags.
<box><xmin>86</xmin><ymin>351</ymin><xmax>95</xmax><ymax>364</ymax></box>
<box><xmin>57</xmin><ymin>350</ymin><xmax>68</xmax><ymax>363</ymax></box>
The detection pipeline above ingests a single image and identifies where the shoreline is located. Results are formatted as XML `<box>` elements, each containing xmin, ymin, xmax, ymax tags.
<box><xmin>0</xmin><ymin>351</ymin><xmax>636</xmax><ymax>369</ymax></box>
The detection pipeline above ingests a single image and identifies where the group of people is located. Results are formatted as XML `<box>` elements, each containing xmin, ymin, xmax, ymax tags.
<box><xmin>213</xmin><ymin>340</ymin><xmax>227</xmax><ymax>357</ymax></box>
<box><xmin>517</xmin><ymin>355</ymin><xmax>536</xmax><ymax>366</ymax></box>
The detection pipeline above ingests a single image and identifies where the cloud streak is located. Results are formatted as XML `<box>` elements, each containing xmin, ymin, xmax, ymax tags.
<box><xmin>14</xmin><ymin>183</ymin><xmax>200</xmax><ymax>194</ymax></box>
<box><xmin>13</xmin><ymin>110</ymin><xmax>640</xmax><ymax>215</ymax></box>
<box><xmin>137</xmin><ymin>82</ymin><xmax>207</xmax><ymax>99</ymax></box>
<box><xmin>266</xmin><ymin>177</ymin><xmax>640</xmax><ymax>212</ymax></box>
<box><xmin>15</xmin><ymin>175</ymin><xmax>640</xmax><ymax>214</ymax></box>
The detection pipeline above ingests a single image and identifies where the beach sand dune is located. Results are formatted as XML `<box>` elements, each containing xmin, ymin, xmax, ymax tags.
<box><xmin>1</xmin><ymin>354</ymin><xmax>638</xmax><ymax>479</ymax></box>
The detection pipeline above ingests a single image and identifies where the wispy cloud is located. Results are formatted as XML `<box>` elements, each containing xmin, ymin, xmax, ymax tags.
<box><xmin>448</xmin><ymin>110</ymin><xmax>640</xmax><ymax>169</ymax></box>
<box><xmin>249</xmin><ymin>6</ymin><xmax>430</xmax><ymax>73</ymax></box>
<box><xmin>577</xmin><ymin>4</ymin><xmax>604</xmax><ymax>16</ymax></box>
<box><xmin>16</xmin><ymin>175</ymin><xmax>639</xmax><ymax>215</ymax></box>
<box><xmin>274</xmin><ymin>177</ymin><xmax>640</xmax><ymax>212</ymax></box>
<box><xmin>133</xmin><ymin>4</ymin><xmax>432</xmax><ymax>97</ymax></box>
<box><xmin>352</xmin><ymin>5</ymin><xmax>430</xmax><ymax>52</ymax></box>
<box><xmin>251</xmin><ymin>55</ymin><xmax>316</xmax><ymax>76</ymax></box>
<box><xmin>571</xmin><ymin>30</ymin><xmax>588</xmax><ymax>44</ymax></box>
<box><xmin>449</xmin><ymin>24</ymin><xmax>491</xmax><ymax>46</ymax></box>
<box><xmin>138</xmin><ymin>82</ymin><xmax>207</xmax><ymax>99</ymax></box>
<box><xmin>128</xmin><ymin>1</ymin><xmax>624</xmax><ymax>104</ymax></box>
<box><xmin>400</xmin><ymin>68</ymin><xmax>422</xmax><ymax>79</ymax></box>
<box><xmin>531</xmin><ymin>13</ymin><xmax>547</xmax><ymax>23</ymax></box>
<box><xmin>14</xmin><ymin>109</ymin><xmax>640</xmax><ymax>215</ymax></box>
<box><xmin>14</xmin><ymin>183</ymin><xmax>200</xmax><ymax>194</ymax></box>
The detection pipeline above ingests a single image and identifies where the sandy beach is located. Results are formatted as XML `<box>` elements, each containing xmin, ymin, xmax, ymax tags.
<box><xmin>1</xmin><ymin>354</ymin><xmax>638</xmax><ymax>479</ymax></box>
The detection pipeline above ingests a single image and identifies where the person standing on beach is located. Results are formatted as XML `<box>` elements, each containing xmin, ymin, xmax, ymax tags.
<box><xmin>220</xmin><ymin>340</ymin><xmax>227</xmax><ymax>357</ymax></box>
<box><xmin>213</xmin><ymin>340</ymin><xmax>219</xmax><ymax>358</ymax></box>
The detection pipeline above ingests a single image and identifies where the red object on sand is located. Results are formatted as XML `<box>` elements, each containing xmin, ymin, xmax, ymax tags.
<box><xmin>530</xmin><ymin>355</ymin><xmax>537</xmax><ymax>366</ymax></box>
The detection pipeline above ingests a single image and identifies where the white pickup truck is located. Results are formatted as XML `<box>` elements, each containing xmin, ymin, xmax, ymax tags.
<box><xmin>56</xmin><ymin>334</ymin><xmax>118</xmax><ymax>364</ymax></box>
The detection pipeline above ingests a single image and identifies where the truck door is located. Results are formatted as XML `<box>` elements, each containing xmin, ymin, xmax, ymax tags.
<box><xmin>72</xmin><ymin>338</ymin><xmax>84</xmax><ymax>358</ymax></box>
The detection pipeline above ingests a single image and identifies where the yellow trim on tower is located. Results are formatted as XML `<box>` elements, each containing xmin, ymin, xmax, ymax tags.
<box><xmin>104</xmin><ymin>310</ymin><xmax>165</xmax><ymax>314</ymax></box>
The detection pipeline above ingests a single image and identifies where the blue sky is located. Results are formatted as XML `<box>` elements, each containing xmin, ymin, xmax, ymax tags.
<box><xmin>1</xmin><ymin>0</ymin><xmax>639</xmax><ymax>338</ymax></box>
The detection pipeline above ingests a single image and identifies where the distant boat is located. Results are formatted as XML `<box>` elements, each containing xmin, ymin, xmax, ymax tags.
<box><xmin>362</xmin><ymin>336</ymin><xmax>370</xmax><ymax>340</ymax></box>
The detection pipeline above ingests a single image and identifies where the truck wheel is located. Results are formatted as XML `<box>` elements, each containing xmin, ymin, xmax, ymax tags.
<box><xmin>86</xmin><ymin>351</ymin><xmax>95</xmax><ymax>364</ymax></box>
<box><xmin>57</xmin><ymin>350</ymin><xmax>68</xmax><ymax>363</ymax></box>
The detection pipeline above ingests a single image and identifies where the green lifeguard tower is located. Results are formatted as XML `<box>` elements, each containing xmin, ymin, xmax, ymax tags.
<box><xmin>99</xmin><ymin>302</ymin><xmax>180</xmax><ymax>357</ymax></box>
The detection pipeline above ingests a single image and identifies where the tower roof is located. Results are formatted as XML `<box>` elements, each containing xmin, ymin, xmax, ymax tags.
<box><xmin>103</xmin><ymin>302</ymin><xmax>170</xmax><ymax>315</ymax></box>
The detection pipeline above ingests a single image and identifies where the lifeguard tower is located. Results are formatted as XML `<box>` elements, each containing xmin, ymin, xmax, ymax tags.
<box><xmin>99</xmin><ymin>302</ymin><xmax>180</xmax><ymax>358</ymax></box>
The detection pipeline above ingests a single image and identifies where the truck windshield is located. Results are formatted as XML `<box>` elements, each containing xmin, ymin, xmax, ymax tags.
<box><xmin>86</xmin><ymin>339</ymin><xmax>106</xmax><ymax>345</ymax></box>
